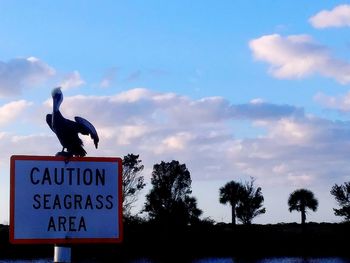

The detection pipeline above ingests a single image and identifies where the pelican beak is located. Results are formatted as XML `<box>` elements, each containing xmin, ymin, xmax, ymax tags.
<box><xmin>53</xmin><ymin>96</ymin><xmax>59</xmax><ymax>112</ymax></box>
<box><xmin>52</xmin><ymin>90</ymin><xmax>63</xmax><ymax>112</ymax></box>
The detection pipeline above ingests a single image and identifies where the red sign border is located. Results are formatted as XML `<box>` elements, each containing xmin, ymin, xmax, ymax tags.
<box><xmin>10</xmin><ymin>155</ymin><xmax>123</xmax><ymax>244</ymax></box>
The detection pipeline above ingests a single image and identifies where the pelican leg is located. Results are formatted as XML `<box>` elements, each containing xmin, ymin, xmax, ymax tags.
<box><xmin>55</xmin><ymin>151</ymin><xmax>73</xmax><ymax>163</ymax></box>
<box><xmin>64</xmin><ymin>154</ymin><xmax>72</xmax><ymax>164</ymax></box>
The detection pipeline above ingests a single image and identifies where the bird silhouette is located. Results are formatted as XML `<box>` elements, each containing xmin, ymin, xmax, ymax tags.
<box><xmin>46</xmin><ymin>87</ymin><xmax>99</xmax><ymax>157</ymax></box>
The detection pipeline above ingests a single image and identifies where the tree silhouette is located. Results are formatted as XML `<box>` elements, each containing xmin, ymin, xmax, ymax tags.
<box><xmin>288</xmin><ymin>189</ymin><xmax>318</xmax><ymax>225</ymax></box>
<box><xmin>122</xmin><ymin>154</ymin><xmax>145</xmax><ymax>219</ymax></box>
<box><xmin>330</xmin><ymin>182</ymin><xmax>350</xmax><ymax>221</ymax></box>
<box><xmin>219</xmin><ymin>181</ymin><xmax>243</xmax><ymax>226</ymax></box>
<box><xmin>219</xmin><ymin>178</ymin><xmax>265</xmax><ymax>225</ymax></box>
<box><xmin>236</xmin><ymin>179</ymin><xmax>266</xmax><ymax>225</ymax></box>
<box><xmin>144</xmin><ymin>160</ymin><xmax>202</xmax><ymax>226</ymax></box>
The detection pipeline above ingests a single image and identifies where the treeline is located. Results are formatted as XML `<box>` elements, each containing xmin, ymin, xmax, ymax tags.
<box><xmin>123</xmin><ymin>153</ymin><xmax>350</xmax><ymax>226</ymax></box>
<box><xmin>2</xmin><ymin>222</ymin><xmax>350</xmax><ymax>260</ymax></box>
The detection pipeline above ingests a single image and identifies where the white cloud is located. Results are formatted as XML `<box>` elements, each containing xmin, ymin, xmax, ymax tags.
<box><xmin>0</xmin><ymin>133</ymin><xmax>57</xmax><ymax>166</ymax></box>
<box><xmin>228</xmin><ymin>115</ymin><xmax>350</xmax><ymax>190</ymax></box>
<box><xmin>287</xmin><ymin>173</ymin><xmax>314</xmax><ymax>187</ymax></box>
<box><xmin>52</xmin><ymin>88</ymin><xmax>301</xmax><ymax>133</ymax></box>
<box><xmin>113</xmin><ymin>88</ymin><xmax>152</xmax><ymax>103</ymax></box>
<box><xmin>309</xmin><ymin>4</ymin><xmax>350</xmax><ymax>28</ymax></box>
<box><xmin>155</xmin><ymin>132</ymin><xmax>194</xmax><ymax>154</ymax></box>
<box><xmin>249</xmin><ymin>34</ymin><xmax>350</xmax><ymax>84</ymax></box>
<box><xmin>267</xmin><ymin>118</ymin><xmax>313</xmax><ymax>142</ymax></box>
<box><xmin>250</xmin><ymin>98</ymin><xmax>265</xmax><ymax>104</ymax></box>
<box><xmin>314</xmin><ymin>91</ymin><xmax>350</xmax><ymax>112</ymax></box>
<box><xmin>0</xmin><ymin>100</ymin><xmax>33</xmax><ymax>126</ymax></box>
<box><xmin>0</xmin><ymin>57</ymin><xmax>55</xmax><ymax>96</ymax></box>
<box><xmin>46</xmin><ymin>89</ymin><xmax>348</xmax><ymax>186</ymax></box>
<box><xmin>116</xmin><ymin>125</ymin><xmax>152</xmax><ymax>145</ymax></box>
<box><xmin>59</xmin><ymin>71</ymin><xmax>85</xmax><ymax>90</ymax></box>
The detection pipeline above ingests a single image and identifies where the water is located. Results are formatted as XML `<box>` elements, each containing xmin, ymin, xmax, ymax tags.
<box><xmin>0</xmin><ymin>260</ymin><xmax>51</xmax><ymax>263</ymax></box>
<box><xmin>192</xmin><ymin>258</ymin><xmax>350</xmax><ymax>263</ymax></box>
<box><xmin>1</xmin><ymin>258</ymin><xmax>350</xmax><ymax>263</ymax></box>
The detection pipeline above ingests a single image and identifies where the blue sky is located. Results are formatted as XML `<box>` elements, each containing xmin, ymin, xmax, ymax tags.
<box><xmin>1</xmin><ymin>1</ymin><xmax>350</xmax><ymax>224</ymax></box>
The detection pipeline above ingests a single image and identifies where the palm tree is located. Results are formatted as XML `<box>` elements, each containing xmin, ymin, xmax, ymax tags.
<box><xmin>236</xmin><ymin>179</ymin><xmax>266</xmax><ymax>225</ymax></box>
<box><xmin>330</xmin><ymin>182</ymin><xmax>350</xmax><ymax>221</ymax></box>
<box><xmin>219</xmin><ymin>181</ymin><xmax>243</xmax><ymax>226</ymax></box>
<box><xmin>288</xmin><ymin>189</ymin><xmax>318</xmax><ymax>225</ymax></box>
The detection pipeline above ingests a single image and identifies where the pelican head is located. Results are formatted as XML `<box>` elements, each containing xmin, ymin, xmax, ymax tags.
<box><xmin>52</xmin><ymin>87</ymin><xmax>63</xmax><ymax>112</ymax></box>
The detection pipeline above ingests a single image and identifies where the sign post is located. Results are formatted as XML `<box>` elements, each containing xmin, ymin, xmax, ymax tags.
<box><xmin>54</xmin><ymin>246</ymin><xmax>71</xmax><ymax>263</ymax></box>
<box><xmin>10</xmin><ymin>155</ymin><xmax>123</xmax><ymax>259</ymax></box>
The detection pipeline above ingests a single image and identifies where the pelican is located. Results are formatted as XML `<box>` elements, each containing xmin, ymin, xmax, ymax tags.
<box><xmin>46</xmin><ymin>87</ymin><xmax>99</xmax><ymax>157</ymax></box>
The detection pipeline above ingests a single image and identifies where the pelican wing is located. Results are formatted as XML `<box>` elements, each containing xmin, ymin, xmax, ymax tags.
<box><xmin>74</xmin><ymin>116</ymin><xmax>99</xmax><ymax>148</ymax></box>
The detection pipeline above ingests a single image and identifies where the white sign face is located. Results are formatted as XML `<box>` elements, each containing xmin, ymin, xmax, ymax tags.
<box><xmin>10</xmin><ymin>155</ymin><xmax>123</xmax><ymax>244</ymax></box>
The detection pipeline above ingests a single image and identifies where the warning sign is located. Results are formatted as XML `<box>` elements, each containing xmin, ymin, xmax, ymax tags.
<box><xmin>10</xmin><ymin>155</ymin><xmax>123</xmax><ymax>244</ymax></box>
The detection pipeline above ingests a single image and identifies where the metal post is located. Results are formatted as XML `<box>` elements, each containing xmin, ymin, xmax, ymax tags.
<box><xmin>54</xmin><ymin>152</ymin><xmax>71</xmax><ymax>263</ymax></box>
<box><xmin>54</xmin><ymin>245</ymin><xmax>71</xmax><ymax>263</ymax></box>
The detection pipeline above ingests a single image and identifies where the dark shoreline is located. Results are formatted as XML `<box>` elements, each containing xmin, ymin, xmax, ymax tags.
<box><xmin>1</xmin><ymin>222</ymin><xmax>350</xmax><ymax>261</ymax></box>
